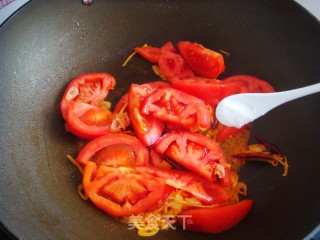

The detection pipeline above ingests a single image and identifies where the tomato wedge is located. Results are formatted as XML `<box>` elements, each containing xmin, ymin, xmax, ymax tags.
<box><xmin>154</xmin><ymin>131</ymin><xmax>231</xmax><ymax>184</ymax></box>
<box><xmin>158</xmin><ymin>51</ymin><xmax>195</xmax><ymax>80</ymax></box>
<box><xmin>171</xmin><ymin>77</ymin><xmax>245</xmax><ymax>107</ymax></box>
<box><xmin>178</xmin><ymin>199</ymin><xmax>253</xmax><ymax>233</ymax></box>
<box><xmin>76</xmin><ymin>133</ymin><xmax>149</xmax><ymax>166</ymax></box>
<box><xmin>222</xmin><ymin>75</ymin><xmax>275</xmax><ymax>93</ymax></box>
<box><xmin>83</xmin><ymin>162</ymin><xmax>167</xmax><ymax>217</ymax></box>
<box><xmin>127</xmin><ymin>81</ymin><xmax>169</xmax><ymax>146</ymax></box>
<box><xmin>177</xmin><ymin>41</ymin><xmax>225</xmax><ymax>79</ymax></box>
<box><xmin>135</xmin><ymin>45</ymin><xmax>161</xmax><ymax>63</ymax></box>
<box><xmin>141</xmin><ymin>87</ymin><xmax>211</xmax><ymax>129</ymax></box>
<box><xmin>136</xmin><ymin>166</ymin><xmax>231</xmax><ymax>205</ymax></box>
<box><xmin>60</xmin><ymin>73</ymin><xmax>116</xmax><ymax>139</ymax></box>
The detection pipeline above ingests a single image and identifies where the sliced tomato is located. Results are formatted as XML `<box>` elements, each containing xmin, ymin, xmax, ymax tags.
<box><xmin>222</xmin><ymin>75</ymin><xmax>275</xmax><ymax>93</ymax></box>
<box><xmin>127</xmin><ymin>81</ymin><xmax>169</xmax><ymax>146</ymax></box>
<box><xmin>154</xmin><ymin>131</ymin><xmax>231</xmax><ymax>185</ymax></box>
<box><xmin>136</xmin><ymin>166</ymin><xmax>230</xmax><ymax>205</ymax></box>
<box><xmin>178</xmin><ymin>199</ymin><xmax>253</xmax><ymax>233</ymax></box>
<box><xmin>160</xmin><ymin>41</ymin><xmax>177</xmax><ymax>54</ymax></box>
<box><xmin>76</xmin><ymin>133</ymin><xmax>149</xmax><ymax>166</ymax></box>
<box><xmin>177</xmin><ymin>41</ymin><xmax>225</xmax><ymax>78</ymax></box>
<box><xmin>171</xmin><ymin>77</ymin><xmax>244</xmax><ymax>107</ymax></box>
<box><xmin>158</xmin><ymin>51</ymin><xmax>195</xmax><ymax>80</ymax></box>
<box><xmin>60</xmin><ymin>73</ymin><xmax>116</xmax><ymax>139</ymax></box>
<box><xmin>135</xmin><ymin>45</ymin><xmax>161</xmax><ymax>63</ymax></box>
<box><xmin>141</xmin><ymin>87</ymin><xmax>211</xmax><ymax>129</ymax></box>
<box><xmin>83</xmin><ymin>162</ymin><xmax>167</xmax><ymax>217</ymax></box>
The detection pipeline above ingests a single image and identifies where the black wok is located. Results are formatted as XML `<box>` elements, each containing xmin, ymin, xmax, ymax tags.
<box><xmin>0</xmin><ymin>0</ymin><xmax>319</xmax><ymax>239</ymax></box>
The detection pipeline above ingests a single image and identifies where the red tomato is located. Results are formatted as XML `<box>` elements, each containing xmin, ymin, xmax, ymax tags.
<box><xmin>178</xmin><ymin>199</ymin><xmax>253</xmax><ymax>233</ymax></box>
<box><xmin>83</xmin><ymin>162</ymin><xmax>167</xmax><ymax>217</ymax></box>
<box><xmin>127</xmin><ymin>82</ymin><xmax>169</xmax><ymax>146</ymax></box>
<box><xmin>222</xmin><ymin>75</ymin><xmax>275</xmax><ymax>93</ymax></box>
<box><xmin>158</xmin><ymin>51</ymin><xmax>195</xmax><ymax>80</ymax></box>
<box><xmin>60</xmin><ymin>73</ymin><xmax>116</xmax><ymax>139</ymax></box>
<box><xmin>136</xmin><ymin>166</ymin><xmax>230</xmax><ymax>205</ymax></box>
<box><xmin>141</xmin><ymin>87</ymin><xmax>211</xmax><ymax>129</ymax></box>
<box><xmin>177</xmin><ymin>41</ymin><xmax>225</xmax><ymax>78</ymax></box>
<box><xmin>171</xmin><ymin>77</ymin><xmax>244</xmax><ymax>107</ymax></box>
<box><xmin>216</xmin><ymin>122</ymin><xmax>248</xmax><ymax>142</ymax></box>
<box><xmin>134</xmin><ymin>41</ymin><xmax>176</xmax><ymax>63</ymax></box>
<box><xmin>154</xmin><ymin>131</ymin><xmax>231</xmax><ymax>185</ymax></box>
<box><xmin>160</xmin><ymin>41</ymin><xmax>177</xmax><ymax>53</ymax></box>
<box><xmin>135</xmin><ymin>45</ymin><xmax>161</xmax><ymax>63</ymax></box>
<box><xmin>76</xmin><ymin>133</ymin><xmax>149</xmax><ymax>166</ymax></box>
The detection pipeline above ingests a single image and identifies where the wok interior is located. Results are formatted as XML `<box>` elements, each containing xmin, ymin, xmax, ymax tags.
<box><xmin>0</xmin><ymin>0</ymin><xmax>319</xmax><ymax>239</ymax></box>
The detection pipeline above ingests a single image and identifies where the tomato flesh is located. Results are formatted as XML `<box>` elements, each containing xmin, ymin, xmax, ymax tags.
<box><xmin>178</xmin><ymin>199</ymin><xmax>253</xmax><ymax>233</ymax></box>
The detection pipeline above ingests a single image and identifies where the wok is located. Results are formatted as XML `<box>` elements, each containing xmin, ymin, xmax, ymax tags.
<box><xmin>0</xmin><ymin>0</ymin><xmax>319</xmax><ymax>239</ymax></box>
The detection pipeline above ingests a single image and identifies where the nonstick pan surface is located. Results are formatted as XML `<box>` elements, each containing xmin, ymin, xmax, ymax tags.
<box><xmin>0</xmin><ymin>1</ymin><xmax>319</xmax><ymax>239</ymax></box>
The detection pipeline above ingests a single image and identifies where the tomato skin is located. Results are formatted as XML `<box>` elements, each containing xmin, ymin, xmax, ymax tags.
<box><xmin>177</xmin><ymin>41</ymin><xmax>225</xmax><ymax>79</ymax></box>
<box><xmin>76</xmin><ymin>133</ymin><xmax>149</xmax><ymax>166</ymax></box>
<box><xmin>154</xmin><ymin>131</ymin><xmax>231</xmax><ymax>184</ymax></box>
<box><xmin>60</xmin><ymin>73</ymin><xmax>116</xmax><ymax>139</ymax></box>
<box><xmin>136</xmin><ymin>166</ymin><xmax>230</xmax><ymax>205</ymax></box>
<box><xmin>142</xmin><ymin>87</ymin><xmax>211</xmax><ymax>129</ymax></box>
<box><xmin>127</xmin><ymin>82</ymin><xmax>169</xmax><ymax>146</ymax></box>
<box><xmin>83</xmin><ymin>162</ymin><xmax>167</xmax><ymax>217</ymax></box>
<box><xmin>178</xmin><ymin>199</ymin><xmax>253</xmax><ymax>233</ymax></box>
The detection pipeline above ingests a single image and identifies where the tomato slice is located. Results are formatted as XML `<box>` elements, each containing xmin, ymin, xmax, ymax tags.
<box><xmin>178</xmin><ymin>199</ymin><xmax>253</xmax><ymax>233</ymax></box>
<box><xmin>127</xmin><ymin>81</ymin><xmax>169</xmax><ymax>146</ymax></box>
<box><xmin>171</xmin><ymin>77</ymin><xmax>244</xmax><ymax>107</ymax></box>
<box><xmin>76</xmin><ymin>133</ymin><xmax>149</xmax><ymax>166</ymax></box>
<box><xmin>141</xmin><ymin>87</ymin><xmax>211</xmax><ymax>129</ymax></box>
<box><xmin>158</xmin><ymin>51</ymin><xmax>195</xmax><ymax>80</ymax></box>
<box><xmin>137</xmin><ymin>166</ymin><xmax>230</xmax><ymax>205</ymax></box>
<box><xmin>154</xmin><ymin>131</ymin><xmax>231</xmax><ymax>184</ymax></box>
<box><xmin>222</xmin><ymin>75</ymin><xmax>275</xmax><ymax>93</ymax></box>
<box><xmin>160</xmin><ymin>41</ymin><xmax>177</xmax><ymax>54</ymax></box>
<box><xmin>60</xmin><ymin>73</ymin><xmax>116</xmax><ymax>139</ymax></box>
<box><xmin>83</xmin><ymin>162</ymin><xmax>167</xmax><ymax>217</ymax></box>
<box><xmin>135</xmin><ymin>45</ymin><xmax>161</xmax><ymax>63</ymax></box>
<box><xmin>177</xmin><ymin>41</ymin><xmax>225</xmax><ymax>79</ymax></box>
